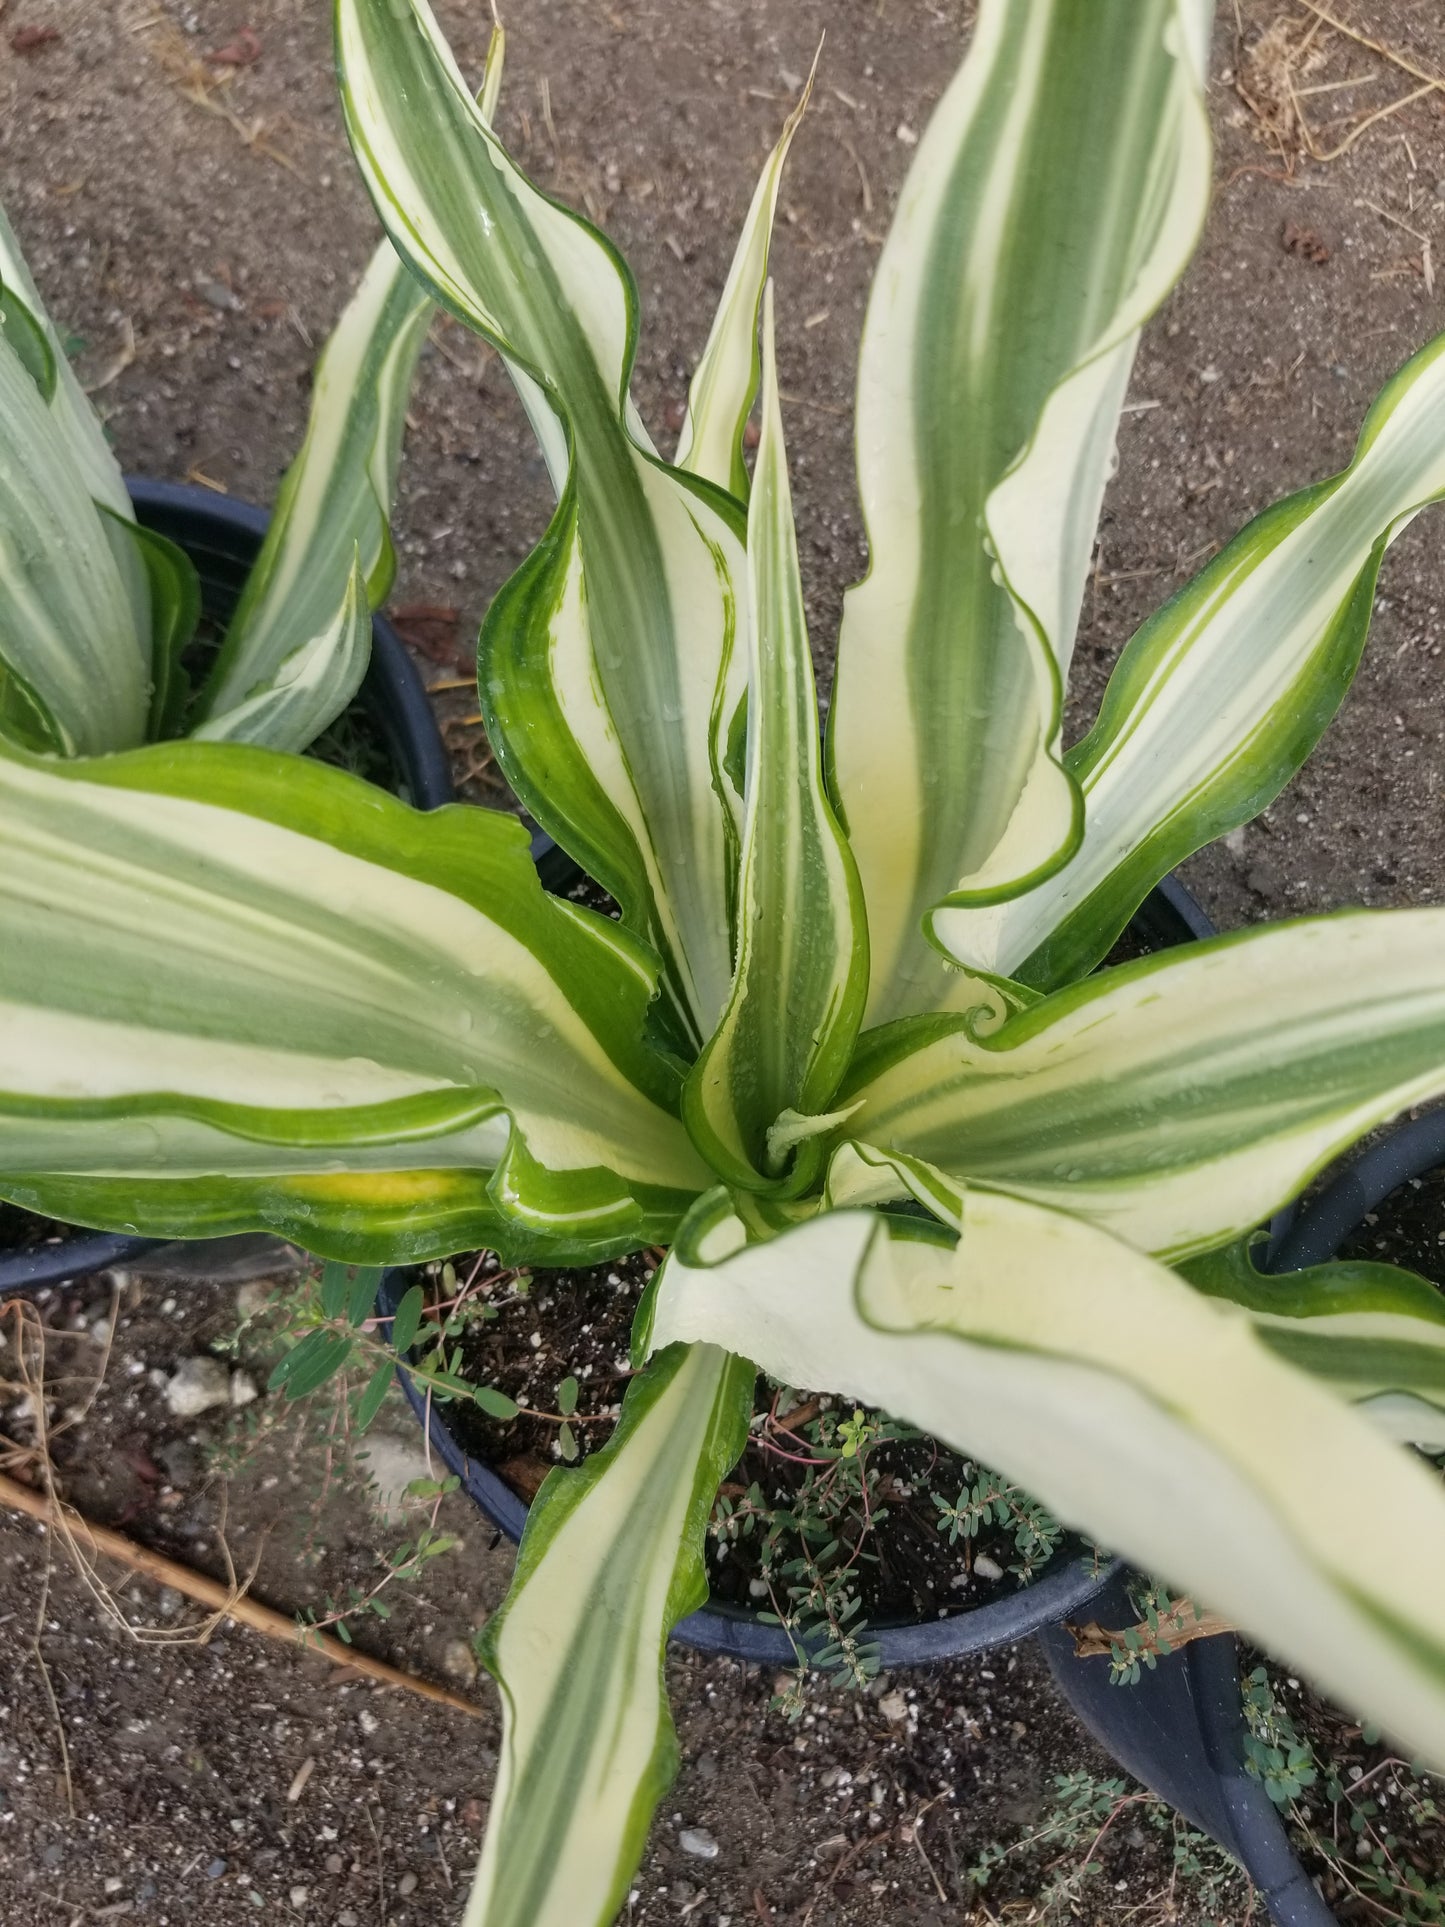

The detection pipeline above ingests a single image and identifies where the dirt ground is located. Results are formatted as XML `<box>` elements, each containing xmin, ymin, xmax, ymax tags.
<box><xmin>3</xmin><ymin>0</ymin><xmax>1445</xmax><ymax>1922</ymax></box>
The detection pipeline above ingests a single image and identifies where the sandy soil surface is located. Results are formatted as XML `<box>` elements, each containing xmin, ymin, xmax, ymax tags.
<box><xmin>2</xmin><ymin>1</ymin><xmax>1445</xmax><ymax>1921</ymax></box>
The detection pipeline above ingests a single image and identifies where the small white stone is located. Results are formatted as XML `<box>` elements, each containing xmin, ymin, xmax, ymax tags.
<box><xmin>289</xmin><ymin>1887</ymin><xmax>309</xmax><ymax>1909</ymax></box>
<box><xmin>678</xmin><ymin>1827</ymin><xmax>719</xmax><ymax>1860</ymax></box>
<box><xmin>358</xmin><ymin>1708</ymin><xmax>380</xmax><ymax>1737</ymax></box>
<box><xmin>442</xmin><ymin>1639</ymin><xmax>477</xmax><ymax>1683</ymax></box>
<box><xmin>163</xmin><ymin>1356</ymin><xmax>230</xmax><ymax>1418</ymax></box>
<box><xmin>896</xmin><ymin>122</ymin><xmax>918</xmax><ymax>145</ymax></box>
<box><xmin>973</xmin><ymin>1553</ymin><xmax>1005</xmax><ymax>1582</ymax></box>
<box><xmin>358</xmin><ymin>1433</ymin><xmax>434</xmax><ymax>1524</ymax></box>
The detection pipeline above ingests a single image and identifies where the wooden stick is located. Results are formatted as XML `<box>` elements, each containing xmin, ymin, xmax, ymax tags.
<box><xmin>1066</xmin><ymin>1603</ymin><xmax>1234</xmax><ymax>1662</ymax></box>
<box><xmin>0</xmin><ymin>1468</ymin><xmax>483</xmax><ymax>1720</ymax></box>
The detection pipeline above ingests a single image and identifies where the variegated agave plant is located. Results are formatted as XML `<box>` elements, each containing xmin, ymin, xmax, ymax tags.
<box><xmin>0</xmin><ymin>47</ymin><xmax>485</xmax><ymax>761</ymax></box>
<box><xmin>5</xmin><ymin>0</ymin><xmax>1445</xmax><ymax>1919</ymax></box>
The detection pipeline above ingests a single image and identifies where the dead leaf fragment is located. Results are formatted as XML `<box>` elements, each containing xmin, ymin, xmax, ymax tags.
<box><xmin>11</xmin><ymin>23</ymin><xmax>61</xmax><ymax>52</ymax></box>
<box><xmin>208</xmin><ymin>26</ymin><xmax>262</xmax><ymax>67</ymax></box>
<box><xmin>1282</xmin><ymin>219</ymin><xmax>1331</xmax><ymax>265</ymax></box>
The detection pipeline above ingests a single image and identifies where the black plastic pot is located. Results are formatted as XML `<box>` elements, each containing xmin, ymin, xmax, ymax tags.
<box><xmin>1038</xmin><ymin>1572</ymin><xmax>1334</xmax><ymax>1926</ymax></box>
<box><xmin>1039</xmin><ymin>1112</ymin><xmax>1445</xmax><ymax>1925</ymax></box>
<box><xmin>374</xmin><ymin>872</ymin><xmax>1221</xmax><ymax>1665</ymax></box>
<box><xmin>0</xmin><ymin>480</ymin><xmax>455</xmax><ymax>1300</ymax></box>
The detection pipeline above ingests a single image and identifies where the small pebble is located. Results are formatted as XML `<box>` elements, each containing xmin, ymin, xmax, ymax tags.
<box><xmin>289</xmin><ymin>1887</ymin><xmax>309</xmax><ymax>1908</ymax></box>
<box><xmin>105</xmin><ymin>1877</ymin><xmax>124</xmax><ymax>1893</ymax></box>
<box><xmin>397</xmin><ymin>1872</ymin><xmax>418</xmax><ymax>1896</ymax></box>
<box><xmin>325</xmin><ymin>1854</ymin><xmax>344</xmax><ymax>1875</ymax></box>
<box><xmin>973</xmin><ymin>1553</ymin><xmax>1004</xmax><ymax>1582</ymax></box>
<box><xmin>878</xmin><ymin>1691</ymin><xmax>909</xmax><ymax>1723</ymax></box>
<box><xmin>196</xmin><ymin>279</ymin><xmax>242</xmax><ymax>311</ymax></box>
<box><xmin>678</xmin><ymin>1827</ymin><xmax>719</xmax><ymax>1861</ymax></box>
<box><xmin>358</xmin><ymin>1708</ymin><xmax>380</xmax><ymax>1737</ymax></box>
<box><xmin>205</xmin><ymin>1858</ymin><xmax>228</xmax><ymax>1879</ymax></box>
<box><xmin>442</xmin><ymin>1639</ymin><xmax>477</xmax><ymax>1684</ymax></box>
<box><xmin>164</xmin><ymin>1356</ymin><xmax>230</xmax><ymax>1418</ymax></box>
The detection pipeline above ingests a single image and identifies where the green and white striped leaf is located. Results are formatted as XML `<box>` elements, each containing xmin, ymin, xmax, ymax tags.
<box><xmin>192</xmin><ymin>31</ymin><xmax>510</xmax><ymax>749</ymax></box>
<box><xmin>0</xmin><ymin>741</ymin><xmax>709</xmax><ymax>1256</ymax></box>
<box><xmin>0</xmin><ymin>328</ymin><xmax>151</xmax><ymax>754</ymax></box>
<box><xmin>826</xmin><ymin>0</ymin><xmax>1213</xmax><ymax>1027</ymax></box>
<box><xmin>192</xmin><ymin>555</ymin><xmax>371</xmax><ymax>751</ymax></box>
<box><xmin>1182</xmin><ymin>1239</ymin><xmax>1445</xmax><ymax>1446</ymax></box>
<box><xmin>648</xmin><ymin>1198</ymin><xmax>1445</xmax><ymax>1769</ymax></box>
<box><xmin>674</xmin><ymin>69</ymin><xmax>813</xmax><ymax>498</ymax></box>
<box><xmin>338</xmin><ymin>0</ymin><xmax>748</xmax><ymax>1043</ymax></box>
<box><xmin>683</xmin><ymin>291</ymin><xmax>867</xmax><ymax>1190</ymax></box>
<box><xmin>467</xmin><ymin>1342</ymin><xmax>753</xmax><ymax>1927</ymax></box>
<box><xmin>842</xmin><ymin>909</ymin><xmax>1445</xmax><ymax>1261</ymax></box>
<box><xmin>0</xmin><ymin>198</ymin><xmax>135</xmax><ymax>523</ymax></box>
<box><xmin>939</xmin><ymin>328</ymin><xmax>1445</xmax><ymax>989</ymax></box>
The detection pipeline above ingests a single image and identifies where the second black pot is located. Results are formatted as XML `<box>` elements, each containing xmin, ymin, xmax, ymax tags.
<box><xmin>1041</xmin><ymin>1118</ymin><xmax>1445</xmax><ymax>1926</ymax></box>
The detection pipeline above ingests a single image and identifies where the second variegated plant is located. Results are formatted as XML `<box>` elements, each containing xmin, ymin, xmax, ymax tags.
<box><xmin>0</xmin><ymin>36</ymin><xmax>512</xmax><ymax>758</ymax></box>
<box><xmin>4</xmin><ymin>1</ymin><xmax>1445</xmax><ymax>1920</ymax></box>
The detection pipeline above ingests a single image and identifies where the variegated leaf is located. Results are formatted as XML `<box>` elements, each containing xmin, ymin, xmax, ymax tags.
<box><xmin>939</xmin><ymin>327</ymin><xmax>1445</xmax><ymax>987</ymax></box>
<box><xmin>191</xmin><ymin>556</ymin><xmax>371</xmax><ymax>752</ymax></box>
<box><xmin>1182</xmin><ymin>1239</ymin><xmax>1445</xmax><ymax>1446</ymax></box>
<box><xmin>338</xmin><ymin>0</ymin><xmax>748</xmax><ymax>1043</ymax></box>
<box><xmin>0</xmin><ymin>742</ymin><xmax>708</xmax><ymax>1257</ymax></box>
<box><xmin>647</xmin><ymin>1197</ymin><xmax>1445</xmax><ymax>1771</ymax></box>
<box><xmin>827</xmin><ymin>0</ymin><xmax>1213</xmax><ymax>1026</ymax></box>
<box><xmin>0</xmin><ymin>198</ymin><xmax>136</xmax><ymax>522</ymax></box>
<box><xmin>842</xmin><ymin>910</ymin><xmax>1445</xmax><ymax>1260</ymax></box>
<box><xmin>683</xmin><ymin>290</ymin><xmax>867</xmax><ymax>1190</ymax></box>
<box><xmin>466</xmin><ymin>1342</ymin><xmax>753</xmax><ymax>1927</ymax></box>
<box><xmin>0</xmin><ymin>329</ymin><xmax>151</xmax><ymax>754</ymax></box>
<box><xmin>674</xmin><ymin>67</ymin><xmax>813</xmax><ymax>498</ymax></box>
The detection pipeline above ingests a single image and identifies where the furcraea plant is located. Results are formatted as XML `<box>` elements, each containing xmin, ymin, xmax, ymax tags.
<box><xmin>0</xmin><ymin>37</ymin><xmax>498</xmax><ymax>761</ymax></box>
<box><xmin>4</xmin><ymin>1</ymin><xmax>1445</xmax><ymax>1920</ymax></box>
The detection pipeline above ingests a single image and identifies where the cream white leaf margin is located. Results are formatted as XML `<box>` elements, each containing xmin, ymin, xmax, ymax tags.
<box><xmin>466</xmin><ymin>1342</ymin><xmax>753</xmax><ymax>1927</ymax></box>
<box><xmin>941</xmin><ymin>328</ymin><xmax>1445</xmax><ymax>987</ymax></box>
<box><xmin>828</xmin><ymin>0</ymin><xmax>1214</xmax><ymax>1026</ymax></box>
<box><xmin>647</xmin><ymin>1197</ymin><xmax>1445</xmax><ymax>1768</ymax></box>
<box><xmin>674</xmin><ymin>62</ymin><xmax>815</xmax><ymax>498</ymax></box>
